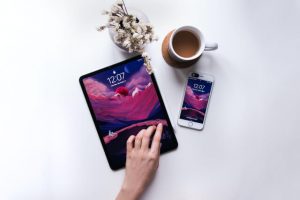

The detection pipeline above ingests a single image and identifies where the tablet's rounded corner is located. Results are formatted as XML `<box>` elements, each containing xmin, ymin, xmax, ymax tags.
<box><xmin>109</xmin><ymin>162</ymin><xmax>124</xmax><ymax>171</ymax></box>
<box><xmin>79</xmin><ymin>75</ymin><xmax>85</xmax><ymax>84</ymax></box>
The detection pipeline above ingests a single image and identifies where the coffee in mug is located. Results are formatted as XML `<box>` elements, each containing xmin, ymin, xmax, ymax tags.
<box><xmin>168</xmin><ymin>26</ymin><xmax>218</xmax><ymax>62</ymax></box>
<box><xmin>172</xmin><ymin>31</ymin><xmax>200</xmax><ymax>58</ymax></box>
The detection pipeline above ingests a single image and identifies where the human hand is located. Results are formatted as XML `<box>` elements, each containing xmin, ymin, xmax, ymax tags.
<box><xmin>115</xmin><ymin>123</ymin><xmax>163</xmax><ymax>200</ymax></box>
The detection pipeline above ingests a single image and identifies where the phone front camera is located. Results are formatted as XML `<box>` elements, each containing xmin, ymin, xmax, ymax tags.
<box><xmin>192</xmin><ymin>73</ymin><xmax>199</xmax><ymax>78</ymax></box>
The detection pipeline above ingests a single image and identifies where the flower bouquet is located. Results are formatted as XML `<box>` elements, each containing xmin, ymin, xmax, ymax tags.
<box><xmin>98</xmin><ymin>0</ymin><xmax>158</xmax><ymax>73</ymax></box>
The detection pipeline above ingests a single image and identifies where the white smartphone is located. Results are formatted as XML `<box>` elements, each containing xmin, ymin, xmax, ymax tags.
<box><xmin>178</xmin><ymin>73</ymin><xmax>214</xmax><ymax>130</ymax></box>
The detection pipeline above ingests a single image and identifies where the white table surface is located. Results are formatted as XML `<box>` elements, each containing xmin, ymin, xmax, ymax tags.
<box><xmin>1</xmin><ymin>0</ymin><xmax>300</xmax><ymax>199</ymax></box>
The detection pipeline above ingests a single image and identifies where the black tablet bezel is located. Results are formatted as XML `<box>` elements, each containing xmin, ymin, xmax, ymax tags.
<box><xmin>79</xmin><ymin>55</ymin><xmax>178</xmax><ymax>170</ymax></box>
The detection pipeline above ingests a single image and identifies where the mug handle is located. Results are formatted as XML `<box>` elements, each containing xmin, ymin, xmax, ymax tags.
<box><xmin>204</xmin><ymin>42</ymin><xmax>218</xmax><ymax>51</ymax></box>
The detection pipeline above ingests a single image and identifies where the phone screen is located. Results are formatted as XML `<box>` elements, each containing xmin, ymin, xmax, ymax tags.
<box><xmin>179</xmin><ymin>76</ymin><xmax>213</xmax><ymax>124</ymax></box>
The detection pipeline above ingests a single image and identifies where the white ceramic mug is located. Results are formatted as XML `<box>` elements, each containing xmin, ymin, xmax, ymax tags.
<box><xmin>168</xmin><ymin>26</ymin><xmax>218</xmax><ymax>62</ymax></box>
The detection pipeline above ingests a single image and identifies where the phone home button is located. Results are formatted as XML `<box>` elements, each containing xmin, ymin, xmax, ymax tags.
<box><xmin>188</xmin><ymin>121</ymin><xmax>193</xmax><ymax>127</ymax></box>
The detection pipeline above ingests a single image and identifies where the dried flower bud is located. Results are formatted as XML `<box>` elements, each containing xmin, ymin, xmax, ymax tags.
<box><xmin>101</xmin><ymin>10</ymin><xmax>109</xmax><ymax>15</ymax></box>
<box><xmin>97</xmin><ymin>26</ymin><xmax>107</xmax><ymax>31</ymax></box>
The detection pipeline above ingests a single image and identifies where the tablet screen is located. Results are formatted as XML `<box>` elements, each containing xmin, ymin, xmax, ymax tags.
<box><xmin>80</xmin><ymin>56</ymin><xmax>177</xmax><ymax>169</ymax></box>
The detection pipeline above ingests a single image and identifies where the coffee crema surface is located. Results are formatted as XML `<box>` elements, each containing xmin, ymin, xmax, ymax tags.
<box><xmin>172</xmin><ymin>31</ymin><xmax>200</xmax><ymax>58</ymax></box>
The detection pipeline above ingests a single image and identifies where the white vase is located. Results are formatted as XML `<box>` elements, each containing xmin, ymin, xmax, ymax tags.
<box><xmin>108</xmin><ymin>8</ymin><xmax>150</xmax><ymax>52</ymax></box>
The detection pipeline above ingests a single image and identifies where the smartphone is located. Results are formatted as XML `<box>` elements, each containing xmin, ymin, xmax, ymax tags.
<box><xmin>178</xmin><ymin>73</ymin><xmax>214</xmax><ymax>130</ymax></box>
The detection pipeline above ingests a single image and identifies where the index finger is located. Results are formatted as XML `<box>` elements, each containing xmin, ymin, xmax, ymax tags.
<box><xmin>150</xmin><ymin>123</ymin><xmax>163</xmax><ymax>155</ymax></box>
<box><xmin>126</xmin><ymin>135</ymin><xmax>135</xmax><ymax>155</ymax></box>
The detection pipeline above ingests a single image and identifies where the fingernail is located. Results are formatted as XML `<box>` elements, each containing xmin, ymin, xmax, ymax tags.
<box><xmin>159</xmin><ymin>123</ymin><xmax>162</xmax><ymax>127</ymax></box>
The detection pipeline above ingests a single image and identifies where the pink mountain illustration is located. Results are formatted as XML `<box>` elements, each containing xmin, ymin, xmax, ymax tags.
<box><xmin>83</xmin><ymin>65</ymin><xmax>159</xmax><ymax>123</ymax></box>
<box><xmin>184</xmin><ymin>86</ymin><xmax>209</xmax><ymax>110</ymax></box>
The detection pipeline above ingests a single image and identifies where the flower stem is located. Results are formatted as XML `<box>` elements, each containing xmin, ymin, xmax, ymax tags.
<box><xmin>122</xmin><ymin>0</ymin><xmax>128</xmax><ymax>15</ymax></box>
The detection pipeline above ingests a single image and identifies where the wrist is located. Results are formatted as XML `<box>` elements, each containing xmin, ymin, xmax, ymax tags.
<box><xmin>116</xmin><ymin>185</ymin><xmax>141</xmax><ymax>200</ymax></box>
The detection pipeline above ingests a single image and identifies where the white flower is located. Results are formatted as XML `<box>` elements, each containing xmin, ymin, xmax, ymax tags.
<box><xmin>138</xmin><ymin>40</ymin><xmax>144</xmax><ymax>46</ymax></box>
<box><xmin>109</xmin><ymin>21</ymin><xmax>117</xmax><ymax>27</ymax></box>
<box><xmin>117</xmin><ymin>28</ymin><xmax>125</xmax><ymax>34</ymax></box>
<box><xmin>145</xmin><ymin>34</ymin><xmax>150</xmax><ymax>40</ymax></box>
<box><xmin>110</xmin><ymin>6</ymin><xmax>118</xmax><ymax>13</ymax></box>
<box><xmin>115</xmin><ymin>0</ymin><xmax>123</xmax><ymax>5</ymax></box>
<box><xmin>123</xmin><ymin>21</ymin><xmax>131</xmax><ymax>29</ymax></box>
<box><xmin>97</xmin><ymin>26</ymin><xmax>106</xmax><ymax>31</ymax></box>
<box><xmin>136</xmin><ymin>26</ymin><xmax>142</xmax><ymax>34</ymax></box>
<box><xmin>132</xmin><ymin>33</ymin><xmax>139</xmax><ymax>38</ymax></box>
<box><xmin>113</xmin><ymin>34</ymin><xmax>122</xmax><ymax>44</ymax></box>
<box><xmin>123</xmin><ymin>39</ymin><xmax>130</xmax><ymax>48</ymax></box>
<box><xmin>142</xmin><ymin>52</ymin><xmax>148</xmax><ymax>58</ymax></box>
<box><xmin>111</xmin><ymin>5</ymin><xmax>122</xmax><ymax>14</ymax></box>
<box><xmin>137</xmin><ymin>34</ymin><xmax>143</xmax><ymax>39</ymax></box>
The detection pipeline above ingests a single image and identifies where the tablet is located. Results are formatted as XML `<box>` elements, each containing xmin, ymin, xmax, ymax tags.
<box><xmin>79</xmin><ymin>55</ymin><xmax>178</xmax><ymax>170</ymax></box>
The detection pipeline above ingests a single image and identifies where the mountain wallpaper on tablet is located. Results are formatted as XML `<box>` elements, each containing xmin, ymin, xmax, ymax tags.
<box><xmin>82</xmin><ymin>58</ymin><xmax>173</xmax><ymax>165</ymax></box>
